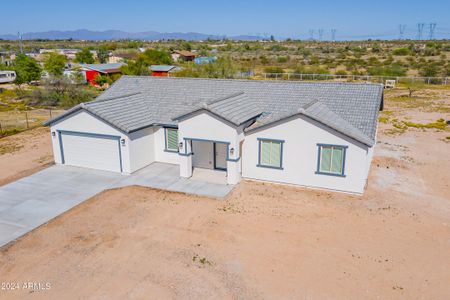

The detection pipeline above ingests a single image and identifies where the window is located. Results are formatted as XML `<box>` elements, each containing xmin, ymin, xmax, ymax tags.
<box><xmin>165</xmin><ymin>128</ymin><xmax>178</xmax><ymax>152</ymax></box>
<box><xmin>316</xmin><ymin>144</ymin><xmax>347</xmax><ymax>176</ymax></box>
<box><xmin>257</xmin><ymin>139</ymin><xmax>284</xmax><ymax>169</ymax></box>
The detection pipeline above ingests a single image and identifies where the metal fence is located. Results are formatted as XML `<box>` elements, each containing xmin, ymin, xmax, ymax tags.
<box><xmin>253</xmin><ymin>73</ymin><xmax>450</xmax><ymax>85</ymax></box>
<box><xmin>0</xmin><ymin>109</ymin><xmax>64</xmax><ymax>135</ymax></box>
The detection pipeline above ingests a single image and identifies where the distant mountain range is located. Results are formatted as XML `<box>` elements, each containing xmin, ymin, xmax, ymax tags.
<box><xmin>0</xmin><ymin>29</ymin><xmax>263</xmax><ymax>41</ymax></box>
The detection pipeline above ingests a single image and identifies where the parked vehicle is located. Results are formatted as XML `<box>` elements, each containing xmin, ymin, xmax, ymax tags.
<box><xmin>0</xmin><ymin>71</ymin><xmax>16</xmax><ymax>84</ymax></box>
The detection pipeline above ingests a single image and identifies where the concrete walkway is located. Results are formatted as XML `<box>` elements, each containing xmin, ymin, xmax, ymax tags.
<box><xmin>0</xmin><ymin>163</ymin><xmax>234</xmax><ymax>247</ymax></box>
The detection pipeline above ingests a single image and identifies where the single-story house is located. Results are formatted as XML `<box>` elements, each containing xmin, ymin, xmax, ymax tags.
<box><xmin>79</xmin><ymin>63</ymin><xmax>124</xmax><ymax>86</ymax></box>
<box><xmin>171</xmin><ymin>50</ymin><xmax>196</xmax><ymax>62</ymax></box>
<box><xmin>150</xmin><ymin>65</ymin><xmax>180</xmax><ymax>77</ymax></box>
<box><xmin>44</xmin><ymin>77</ymin><xmax>383</xmax><ymax>194</ymax></box>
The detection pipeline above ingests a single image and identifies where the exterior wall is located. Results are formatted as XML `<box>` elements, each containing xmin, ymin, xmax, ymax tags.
<box><xmin>151</xmin><ymin>71</ymin><xmax>169</xmax><ymax>77</ymax></box>
<box><xmin>128</xmin><ymin>127</ymin><xmax>155</xmax><ymax>172</ymax></box>
<box><xmin>177</xmin><ymin>111</ymin><xmax>242</xmax><ymax>184</ymax></box>
<box><xmin>49</xmin><ymin>110</ymin><xmax>132</xmax><ymax>173</ymax></box>
<box><xmin>84</xmin><ymin>70</ymin><xmax>100</xmax><ymax>85</ymax></box>
<box><xmin>153</xmin><ymin>126</ymin><xmax>179</xmax><ymax>165</ymax></box>
<box><xmin>241</xmin><ymin>115</ymin><xmax>372</xmax><ymax>194</ymax></box>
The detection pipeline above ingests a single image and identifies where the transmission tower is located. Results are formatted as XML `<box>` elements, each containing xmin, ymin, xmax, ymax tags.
<box><xmin>417</xmin><ymin>23</ymin><xmax>425</xmax><ymax>40</ymax></box>
<box><xmin>428</xmin><ymin>23</ymin><xmax>437</xmax><ymax>40</ymax></box>
<box><xmin>398</xmin><ymin>24</ymin><xmax>406</xmax><ymax>40</ymax></box>
<box><xmin>17</xmin><ymin>32</ymin><xmax>23</xmax><ymax>53</ymax></box>
<box><xmin>318</xmin><ymin>29</ymin><xmax>324</xmax><ymax>41</ymax></box>
<box><xmin>309</xmin><ymin>29</ymin><xmax>315</xmax><ymax>40</ymax></box>
<box><xmin>331</xmin><ymin>29</ymin><xmax>337</xmax><ymax>42</ymax></box>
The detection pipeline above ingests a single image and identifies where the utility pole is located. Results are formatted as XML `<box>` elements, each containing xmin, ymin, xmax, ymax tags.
<box><xmin>331</xmin><ymin>29</ymin><xmax>337</xmax><ymax>42</ymax></box>
<box><xmin>398</xmin><ymin>24</ymin><xmax>406</xmax><ymax>40</ymax></box>
<box><xmin>417</xmin><ymin>23</ymin><xmax>425</xmax><ymax>40</ymax></box>
<box><xmin>17</xmin><ymin>32</ymin><xmax>23</xmax><ymax>53</ymax></box>
<box><xmin>428</xmin><ymin>23</ymin><xmax>437</xmax><ymax>40</ymax></box>
<box><xmin>318</xmin><ymin>29</ymin><xmax>324</xmax><ymax>41</ymax></box>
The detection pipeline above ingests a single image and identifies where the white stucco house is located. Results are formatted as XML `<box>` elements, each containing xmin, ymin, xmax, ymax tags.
<box><xmin>44</xmin><ymin>76</ymin><xmax>384</xmax><ymax>194</ymax></box>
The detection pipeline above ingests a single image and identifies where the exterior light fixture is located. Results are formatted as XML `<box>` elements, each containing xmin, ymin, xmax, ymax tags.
<box><xmin>230</xmin><ymin>147</ymin><xmax>234</xmax><ymax>156</ymax></box>
<box><xmin>51</xmin><ymin>131</ymin><xmax>56</xmax><ymax>137</ymax></box>
<box><xmin>121</xmin><ymin>138</ymin><xmax>126</xmax><ymax>146</ymax></box>
<box><xmin>179</xmin><ymin>141</ymin><xmax>183</xmax><ymax>149</ymax></box>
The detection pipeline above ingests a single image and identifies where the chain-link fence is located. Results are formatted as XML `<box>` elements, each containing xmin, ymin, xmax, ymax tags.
<box><xmin>252</xmin><ymin>73</ymin><xmax>450</xmax><ymax>85</ymax></box>
<box><xmin>0</xmin><ymin>109</ymin><xmax>64</xmax><ymax>135</ymax></box>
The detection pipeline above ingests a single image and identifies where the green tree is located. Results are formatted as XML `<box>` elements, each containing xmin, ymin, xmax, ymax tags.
<box><xmin>97</xmin><ymin>46</ymin><xmax>109</xmax><ymax>64</ymax></box>
<box><xmin>140</xmin><ymin>49</ymin><xmax>172</xmax><ymax>65</ymax></box>
<box><xmin>75</xmin><ymin>48</ymin><xmax>94</xmax><ymax>64</ymax></box>
<box><xmin>13</xmin><ymin>53</ymin><xmax>42</xmax><ymax>87</ymax></box>
<box><xmin>43</xmin><ymin>52</ymin><xmax>67</xmax><ymax>76</ymax></box>
<box><xmin>120</xmin><ymin>58</ymin><xmax>149</xmax><ymax>76</ymax></box>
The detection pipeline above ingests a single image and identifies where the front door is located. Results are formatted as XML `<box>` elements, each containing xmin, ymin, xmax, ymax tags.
<box><xmin>214</xmin><ymin>143</ymin><xmax>227</xmax><ymax>170</ymax></box>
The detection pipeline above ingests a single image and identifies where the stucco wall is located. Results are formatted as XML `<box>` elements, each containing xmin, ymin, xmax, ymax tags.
<box><xmin>153</xmin><ymin>126</ymin><xmax>179</xmax><ymax>165</ymax></box>
<box><xmin>241</xmin><ymin>115</ymin><xmax>372</xmax><ymax>194</ymax></box>
<box><xmin>128</xmin><ymin>127</ymin><xmax>155</xmax><ymax>172</ymax></box>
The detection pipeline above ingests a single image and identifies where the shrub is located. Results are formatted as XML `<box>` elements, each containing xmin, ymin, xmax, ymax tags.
<box><xmin>276</xmin><ymin>56</ymin><xmax>289</xmax><ymax>63</ymax></box>
<box><xmin>392</xmin><ymin>48</ymin><xmax>411</xmax><ymax>56</ymax></box>
<box><xmin>263</xmin><ymin>66</ymin><xmax>284</xmax><ymax>74</ymax></box>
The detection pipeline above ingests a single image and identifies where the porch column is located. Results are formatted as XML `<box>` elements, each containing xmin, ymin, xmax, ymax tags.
<box><xmin>179</xmin><ymin>139</ymin><xmax>192</xmax><ymax>178</ymax></box>
<box><xmin>226</xmin><ymin>160</ymin><xmax>240</xmax><ymax>184</ymax></box>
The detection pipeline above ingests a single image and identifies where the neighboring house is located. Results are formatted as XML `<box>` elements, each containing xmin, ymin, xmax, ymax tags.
<box><xmin>150</xmin><ymin>65</ymin><xmax>180</xmax><ymax>77</ymax></box>
<box><xmin>171</xmin><ymin>50</ymin><xmax>196</xmax><ymax>62</ymax></box>
<box><xmin>79</xmin><ymin>63</ymin><xmax>124</xmax><ymax>86</ymax></box>
<box><xmin>0</xmin><ymin>71</ymin><xmax>16</xmax><ymax>84</ymax></box>
<box><xmin>44</xmin><ymin>77</ymin><xmax>383</xmax><ymax>194</ymax></box>
<box><xmin>194</xmin><ymin>56</ymin><xmax>217</xmax><ymax>64</ymax></box>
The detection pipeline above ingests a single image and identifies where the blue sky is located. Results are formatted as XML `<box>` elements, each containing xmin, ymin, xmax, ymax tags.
<box><xmin>3</xmin><ymin>0</ymin><xmax>450</xmax><ymax>39</ymax></box>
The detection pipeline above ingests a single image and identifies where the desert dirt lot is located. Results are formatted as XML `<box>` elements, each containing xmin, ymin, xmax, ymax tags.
<box><xmin>0</xmin><ymin>86</ymin><xmax>449</xmax><ymax>299</ymax></box>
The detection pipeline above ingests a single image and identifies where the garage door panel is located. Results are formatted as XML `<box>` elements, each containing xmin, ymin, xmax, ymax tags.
<box><xmin>60</xmin><ymin>132</ymin><xmax>121</xmax><ymax>172</ymax></box>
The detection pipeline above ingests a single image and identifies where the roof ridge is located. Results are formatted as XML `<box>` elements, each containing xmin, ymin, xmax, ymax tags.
<box><xmin>91</xmin><ymin>92</ymin><xmax>142</xmax><ymax>104</ymax></box>
<box><xmin>205</xmin><ymin>91</ymin><xmax>245</xmax><ymax>106</ymax></box>
<box><xmin>119</xmin><ymin>75</ymin><xmax>384</xmax><ymax>87</ymax></box>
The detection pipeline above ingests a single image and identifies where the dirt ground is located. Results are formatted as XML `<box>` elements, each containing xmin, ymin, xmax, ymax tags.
<box><xmin>0</xmin><ymin>127</ymin><xmax>53</xmax><ymax>186</ymax></box>
<box><xmin>0</xmin><ymin>87</ymin><xmax>449</xmax><ymax>299</ymax></box>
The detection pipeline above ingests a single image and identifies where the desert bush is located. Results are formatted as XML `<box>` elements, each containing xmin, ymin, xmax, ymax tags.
<box><xmin>392</xmin><ymin>48</ymin><xmax>411</xmax><ymax>56</ymax></box>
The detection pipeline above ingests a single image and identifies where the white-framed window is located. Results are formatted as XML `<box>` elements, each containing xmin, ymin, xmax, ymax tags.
<box><xmin>165</xmin><ymin>128</ymin><xmax>178</xmax><ymax>152</ymax></box>
<box><xmin>257</xmin><ymin>138</ymin><xmax>284</xmax><ymax>169</ymax></box>
<box><xmin>316</xmin><ymin>144</ymin><xmax>347</xmax><ymax>177</ymax></box>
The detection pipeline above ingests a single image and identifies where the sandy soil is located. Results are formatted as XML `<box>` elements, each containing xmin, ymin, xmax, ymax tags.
<box><xmin>0</xmin><ymin>87</ymin><xmax>449</xmax><ymax>299</ymax></box>
<box><xmin>0</xmin><ymin>127</ymin><xmax>53</xmax><ymax>186</ymax></box>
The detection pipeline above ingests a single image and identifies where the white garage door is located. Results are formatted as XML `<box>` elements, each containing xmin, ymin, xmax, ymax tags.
<box><xmin>60</xmin><ymin>131</ymin><xmax>122</xmax><ymax>172</ymax></box>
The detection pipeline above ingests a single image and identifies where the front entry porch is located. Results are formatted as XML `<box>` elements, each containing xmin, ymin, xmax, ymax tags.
<box><xmin>179</xmin><ymin>138</ymin><xmax>241</xmax><ymax>185</ymax></box>
<box><xmin>114</xmin><ymin>162</ymin><xmax>234</xmax><ymax>198</ymax></box>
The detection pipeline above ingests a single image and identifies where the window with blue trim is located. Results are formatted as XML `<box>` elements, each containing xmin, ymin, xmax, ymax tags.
<box><xmin>258</xmin><ymin>139</ymin><xmax>283</xmax><ymax>169</ymax></box>
<box><xmin>316</xmin><ymin>144</ymin><xmax>346</xmax><ymax>176</ymax></box>
<box><xmin>165</xmin><ymin>128</ymin><xmax>178</xmax><ymax>152</ymax></box>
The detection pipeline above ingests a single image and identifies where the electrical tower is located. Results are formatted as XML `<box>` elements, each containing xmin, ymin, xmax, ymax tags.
<box><xmin>17</xmin><ymin>32</ymin><xmax>23</xmax><ymax>53</ymax></box>
<box><xmin>417</xmin><ymin>23</ymin><xmax>425</xmax><ymax>40</ymax></box>
<box><xmin>428</xmin><ymin>23</ymin><xmax>437</xmax><ymax>40</ymax></box>
<box><xmin>318</xmin><ymin>29</ymin><xmax>324</xmax><ymax>41</ymax></box>
<box><xmin>309</xmin><ymin>29</ymin><xmax>315</xmax><ymax>40</ymax></box>
<box><xmin>398</xmin><ymin>24</ymin><xmax>406</xmax><ymax>40</ymax></box>
<box><xmin>331</xmin><ymin>29</ymin><xmax>337</xmax><ymax>42</ymax></box>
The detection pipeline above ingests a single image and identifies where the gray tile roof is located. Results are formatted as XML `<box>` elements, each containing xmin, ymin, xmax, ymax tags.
<box><xmin>173</xmin><ymin>92</ymin><xmax>263</xmax><ymax>126</ymax></box>
<box><xmin>45</xmin><ymin>76</ymin><xmax>383</xmax><ymax>146</ymax></box>
<box><xmin>150</xmin><ymin>65</ymin><xmax>177</xmax><ymax>72</ymax></box>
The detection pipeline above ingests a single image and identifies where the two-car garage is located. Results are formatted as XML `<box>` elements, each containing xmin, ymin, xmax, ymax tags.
<box><xmin>58</xmin><ymin>131</ymin><xmax>123</xmax><ymax>173</ymax></box>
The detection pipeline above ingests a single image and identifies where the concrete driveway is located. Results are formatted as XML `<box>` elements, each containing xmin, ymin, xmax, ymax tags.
<box><xmin>0</xmin><ymin>166</ymin><xmax>123</xmax><ymax>247</ymax></box>
<box><xmin>0</xmin><ymin>163</ymin><xmax>234</xmax><ymax>247</ymax></box>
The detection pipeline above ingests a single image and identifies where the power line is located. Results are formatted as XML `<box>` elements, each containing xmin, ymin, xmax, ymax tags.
<box><xmin>17</xmin><ymin>32</ymin><xmax>23</xmax><ymax>53</ymax></box>
<box><xmin>309</xmin><ymin>29</ymin><xmax>315</xmax><ymax>40</ymax></box>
